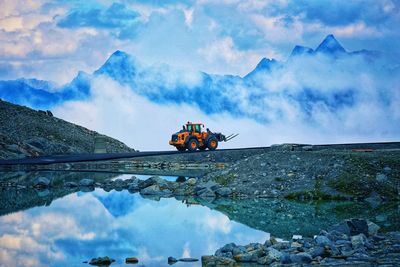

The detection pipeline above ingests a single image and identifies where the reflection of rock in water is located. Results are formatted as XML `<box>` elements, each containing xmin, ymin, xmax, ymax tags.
<box><xmin>195</xmin><ymin>198</ymin><xmax>400</xmax><ymax>238</ymax></box>
<box><xmin>0</xmin><ymin>187</ymin><xmax>77</xmax><ymax>216</ymax></box>
<box><xmin>0</xmin><ymin>171</ymin><xmax>117</xmax><ymax>216</ymax></box>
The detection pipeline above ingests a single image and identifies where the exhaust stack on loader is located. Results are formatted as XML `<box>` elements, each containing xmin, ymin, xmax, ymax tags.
<box><xmin>169</xmin><ymin>122</ymin><xmax>238</xmax><ymax>151</ymax></box>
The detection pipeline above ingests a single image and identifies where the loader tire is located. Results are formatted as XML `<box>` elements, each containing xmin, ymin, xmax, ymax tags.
<box><xmin>187</xmin><ymin>139</ymin><xmax>199</xmax><ymax>151</ymax></box>
<box><xmin>207</xmin><ymin>137</ymin><xmax>218</xmax><ymax>151</ymax></box>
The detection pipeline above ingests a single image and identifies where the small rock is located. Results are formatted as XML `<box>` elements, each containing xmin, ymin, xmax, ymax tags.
<box><xmin>89</xmin><ymin>256</ymin><xmax>115</xmax><ymax>266</ymax></box>
<box><xmin>33</xmin><ymin>177</ymin><xmax>51</xmax><ymax>188</ymax></box>
<box><xmin>315</xmin><ymin>235</ymin><xmax>332</xmax><ymax>247</ymax></box>
<box><xmin>125</xmin><ymin>257</ymin><xmax>138</xmax><ymax>264</ymax></box>
<box><xmin>64</xmin><ymin>182</ymin><xmax>78</xmax><ymax>188</ymax></box>
<box><xmin>351</xmin><ymin>233</ymin><xmax>367</xmax><ymax>249</ymax></box>
<box><xmin>168</xmin><ymin>256</ymin><xmax>178</xmax><ymax>264</ymax></box>
<box><xmin>376</xmin><ymin>173</ymin><xmax>387</xmax><ymax>182</ymax></box>
<box><xmin>290</xmin><ymin>252</ymin><xmax>312</xmax><ymax>264</ymax></box>
<box><xmin>201</xmin><ymin>255</ymin><xmax>236</xmax><ymax>267</ymax></box>
<box><xmin>178</xmin><ymin>258</ymin><xmax>198</xmax><ymax>262</ymax></box>
<box><xmin>197</xmin><ymin>188</ymin><xmax>216</xmax><ymax>198</ymax></box>
<box><xmin>265</xmin><ymin>247</ymin><xmax>283</xmax><ymax>263</ymax></box>
<box><xmin>187</xmin><ymin>178</ymin><xmax>197</xmax><ymax>185</ymax></box>
<box><xmin>79</xmin><ymin>179</ymin><xmax>94</xmax><ymax>187</ymax></box>
<box><xmin>215</xmin><ymin>187</ymin><xmax>232</xmax><ymax>197</ymax></box>
<box><xmin>383</xmin><ymin>166</ymin><xmax>392</xmax><ymax>173</ymax></box>
<box><xmin>367</xmin><ymin>221</ymin><xmax>380</xmax><ymax>236</ymax></box>
<box><xmin>127</xmin><ymin>180</ymin><xmax>140</xmax><ymax>192</ymax></box>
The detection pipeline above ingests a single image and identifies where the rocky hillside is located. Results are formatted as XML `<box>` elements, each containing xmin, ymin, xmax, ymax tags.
<box><xmin>0</xmin><ymin>99</ymin><xmax>134</xmax><ymax>159</ymax></box>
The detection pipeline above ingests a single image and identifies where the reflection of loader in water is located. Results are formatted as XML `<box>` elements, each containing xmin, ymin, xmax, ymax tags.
<box><xmin>169</xmin><ymin>122</ymin><xmax>238</xmax><ymax>151</ymax></box>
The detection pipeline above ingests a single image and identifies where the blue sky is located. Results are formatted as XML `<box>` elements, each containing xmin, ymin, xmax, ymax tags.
<box><xmin>0</xmin><ymin>0</ymin><xmax>399</xmax><ymax>83</ymax></box>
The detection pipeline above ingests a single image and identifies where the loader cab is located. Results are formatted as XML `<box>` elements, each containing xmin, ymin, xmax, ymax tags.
<box><xmin>186</xmin><ymin>123</ymin><xmax>204</xmax><ymax>134</ymax></box>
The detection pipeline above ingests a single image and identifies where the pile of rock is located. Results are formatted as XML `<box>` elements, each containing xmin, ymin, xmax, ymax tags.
<box><xmin>60</xmin><ymin>176</ymin><xmax>233</xmax><ymax>198</ymax></box>
<box><xmin>203</xmin><ymin>219</ymin><xmax>400</xmax><ymax>266</ymax></box>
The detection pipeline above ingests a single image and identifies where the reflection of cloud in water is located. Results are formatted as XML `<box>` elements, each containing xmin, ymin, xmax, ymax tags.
<box><xmin>0</xmin><ymin>189</ymin><xmax>268</xmax><ymax>267</ymax></box>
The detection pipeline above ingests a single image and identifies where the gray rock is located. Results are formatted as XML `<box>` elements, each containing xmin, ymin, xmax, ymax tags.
<box><xmin>215</xmin><ymin>187</ymin><xmax>232</xmax><ymax>197</ymax></box>
<box><xmin>89</xmin><ymin>256</ymin><xmax>115</xmax><ymax>265</ymax></box>
<box><xmin>367</xmin><ymin>221</ymin><xmax>380</xmax><ymax>236</ymax></box>
<box><xmin>140</xmin><ymin>184</ymin><xmax>172</xmax><ymax>196</ymax></box>
<box><xmin>64</xmin><ymin>182</ymin><xmax>78</xmax><ymax>188</ymax></box>
<box><xmin>302</xmin><ymin>145</ymin><xmax>314</xmax><ymax>151</ymax></box>
<box><xmin>201</xmin><ymin>256</ymin><xmax>236</xmax><ymax>267</ymax></box>
<box><xmin>197</xmin><ymin>188</ymin><xmax>216</xmax><ymax>198</ymax></box>
<box><xmin>315</xmin><ymin>235</ymin><xmax>332</xmax><ymax>247</ymax></box>
<box><xmin>179</xmin><ymin>258</ymin><xmax>198</xmax><ymax>262</ymax></box>
<box><xmin>376</xmin><ymin>173</ymin><xmax>387</xmax><ymax>182</ymax></box>
<box><xmin>290</xmin><ymin>252</ymin><xmax>312</xmax><ymax>264</ymax></box>
<box><xmin>280</xmin><ymin>253</ymin><xmax>292</xmax><ymax>264</ymax></box>
<box><xmin>218</xmin><ymin>243</ymin><xmax>236</xmax><ymax>253</ymax></box>
<box><xmin>187</xmin><ymin>178</ymin><xmax>197</xmax><ymax>185</ymax></box>
<box><xmin>383</xmin><ymin>166</ymin><xmax>392</xmax><ymax>173</ymax></box>
<box><xmin>264</xmin><ymin>247</ymin><xmax>282</xmax><ymax>263</ymax></box>
<box><xmin>139</xmin><ymin>176</ymin><xmax>168</xmax><ymax>189</ymax></box>
<box><xmin>127</xmin><ymin>180</ymin><xmax>140</xmax><ymax>192</ymax></box>
<box><xmin>33</xmin><ymin>176</ymin><xmax>51</xmax><ymax>188</ymax></box>
<box><xmin>79</xmin><ymin>179</ymin><xmax>94</xmax><ymax>187</ymax></box>
<box><xmin>233</xmin><ymin>252</ymin><xmax>256</xmax><ymax>262</ymax></box>
<box><xmin>168</xmin><ymin>256</ymin><xmax>177</xmax><ymax>264</ymax></box>
<box><xmin>232</xmin><ymin>246</ymin><xmax>247</xmax><ymax>256</ymax></box>
<box><xmin>351</xmin><ymin>233</ymin><xmax>367</xmax><ymax>249</ymax></box>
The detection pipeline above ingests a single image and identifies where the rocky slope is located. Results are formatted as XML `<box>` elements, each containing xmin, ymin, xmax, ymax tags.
<box><xmin>203</xmin><ymin>146</ymin><xmax>400</xmax><ymax>200</ymax></box>
<box><xmin>0</xmin><ymin>99</ymin><xmax>134</xmax><ymax>159</ymax></box>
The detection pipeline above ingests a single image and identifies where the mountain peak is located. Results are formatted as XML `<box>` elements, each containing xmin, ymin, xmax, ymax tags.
<box><xmin>94</xmin><ymin>50</ymin><xmax>137</xmax><ymax>83</ymax></box>
<box><xmin>316</xmin><ymin>34</ymin><xmax>346</xmax><ymax>54</ymax></box>
<box><xmin>290</xmin><ymin>45</ymin><xmax>314</xmax><ymax>57</ymax></box>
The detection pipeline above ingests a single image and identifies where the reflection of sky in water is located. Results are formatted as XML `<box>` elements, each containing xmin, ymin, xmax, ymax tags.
<box><xmin>0</xmin><ymin>190</ymin><xmax>268</xmax><ymax>267</ymax></box>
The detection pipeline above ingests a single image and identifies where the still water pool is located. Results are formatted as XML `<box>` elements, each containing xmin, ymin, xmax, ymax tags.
<box><xmin>0</xmin><ymin>171</ymin><xmax>399</xmax><ymax>267</ymax></box>
<box><xmin>0</xmin><ymin>189</ymin><xmax>268</xmax><ymax>267</ymax></box>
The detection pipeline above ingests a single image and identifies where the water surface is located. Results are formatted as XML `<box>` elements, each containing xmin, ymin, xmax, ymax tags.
<box><xmin>0</xmin><ymin>171</ymin><xmax>399</xmax><ymax>267</ymax></box>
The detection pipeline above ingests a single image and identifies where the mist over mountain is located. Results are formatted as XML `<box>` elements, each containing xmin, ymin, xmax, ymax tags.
<box><xmin>1</xmin><ymin>35</ymin><xmax>399</xmax><ymax>148</ymax></box>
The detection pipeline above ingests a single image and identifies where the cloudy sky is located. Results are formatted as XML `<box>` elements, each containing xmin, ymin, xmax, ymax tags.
<box><xmin>1</xmin><ymin>0</ymin><xmax>399</xmax><ymax>150</ymax></box>
<box><xmin>1</xmin><ymin>0</ymin><xmax>399</xmax><ymax>83</ymax></box>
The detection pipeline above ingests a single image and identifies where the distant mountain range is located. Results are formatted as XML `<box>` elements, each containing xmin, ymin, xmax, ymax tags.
<box><xmin>0</xmin><ymin>34</ymin><xmax>389</xmax><ymax>123</ymax></box>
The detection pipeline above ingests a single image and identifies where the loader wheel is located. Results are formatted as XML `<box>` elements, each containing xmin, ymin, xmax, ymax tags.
<box><xmin>176</xmin><ymin>146</ymin><xmax>186</xmax><ymax>152</ymax></box>
<box><xmin>187</xmin><ymin>139</ymin><xmax>199</xmax><ymax>151</ymax></box>
<box><xmin>207</xmin><ymin>137</ymin><xmax>218</xmax><ymax>151</ymax></box>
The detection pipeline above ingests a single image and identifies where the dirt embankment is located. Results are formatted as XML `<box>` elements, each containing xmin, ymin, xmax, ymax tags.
<box><xmin>0</xmin><ymin>99</ymin><xmax>134</xmax><ymax>159</ymax></box>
